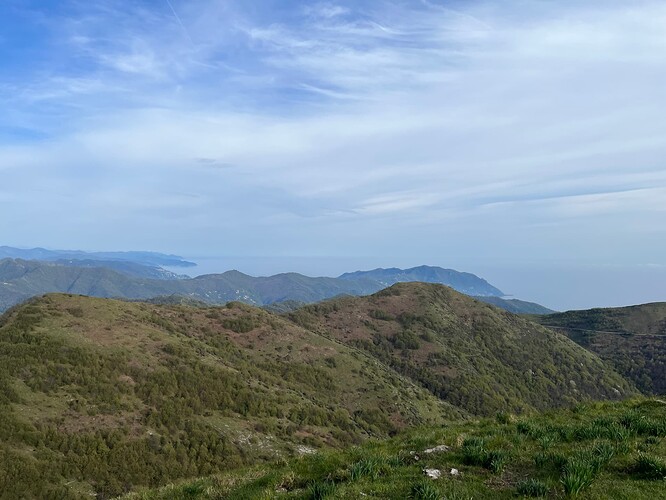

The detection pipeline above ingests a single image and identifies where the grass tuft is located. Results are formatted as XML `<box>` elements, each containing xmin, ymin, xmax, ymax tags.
<box><xmin>516</xmin><ymin>478</ymin><xmax>549</xmax><ymax>497</ymax></box>
<box><xmin>560</xmin><ymin>457</ymin><xmax>596</xmax><ymax>497</ymax></box>
<box><xmin>308</xmin><ymin>479</ymin><xmax>337</xmax><ymax>499</ymax></box>
<box><xmin>461</xmin><ymin>437</ymin><xmax>509</xmax><ymax>473</ymax></box>
<box><xmin>630</xmin><ymin>453</ymin><xmax>666</xmax><ymax>480</ymax></box>
<box><xmin>348</xmin><ymin>457</ymin><xmax>385</xmax><ymax>481</ymax></box>
<box><xmin>410</xmin><ymin>479</ymin><xmax>441</xmax><ymax>500</ymax></box>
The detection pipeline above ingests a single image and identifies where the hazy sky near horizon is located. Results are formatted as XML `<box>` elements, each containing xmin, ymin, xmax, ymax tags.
<box><xmin>1</xmin><ymin>0</ymin><xmax>665</xmax><ymax>309</ymax></box>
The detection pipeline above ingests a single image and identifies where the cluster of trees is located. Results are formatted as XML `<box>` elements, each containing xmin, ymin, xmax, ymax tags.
<box><xmin>345</xmin><ymin>304</ymin><xmax>632</xmax><ymax>416</ymax></box>
<box><xmin>0</xmin><ymin>298</ymin><xmax>410</xmax><ymax>497</ymax></box>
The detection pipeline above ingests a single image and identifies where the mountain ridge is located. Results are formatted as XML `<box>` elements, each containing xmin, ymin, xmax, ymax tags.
<box><xmin>0</xmin><ymin>259</ymin><xmax>548</xmax><ymax>314</ymax></box>
<box><xmin>0</xmin><ymin>246</ymin><xmax>196</xmax><ymax>267</ymax></box>
<box><xmin>339</xmin><ymin>265</ymin><xmax>504</xmax><ymax>296</ymax></box>
<box><xmin>288</xmin><ymin>282</ymin><xmax>633</xmax><ymax>416</ymax></box>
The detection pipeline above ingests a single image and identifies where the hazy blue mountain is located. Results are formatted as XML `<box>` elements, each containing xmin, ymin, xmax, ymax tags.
<box><xmin>339</xmin><ymin>265</ymin><xmax>504</xmax><ymax>296</ymax></box>
<box><xmin>0</xmin><ymin>246</ymin><xmax>195</xmax><ymax>267</ymax></box>
<box><xmin>54</xmin><ymin>259</ymin><xmax>189</xmax><ymax>280</ymax></box>
<box><xmin>0</xmin><ymin>260</ymin><xmax>379</xmax><ymax>312</ymax></box>
<box><xmin>475</xmin><ymin>296</ymin><xmax>556</xmax><ymax>314</ymax></box>
<box><xmin>0</xmin><ymin>259</ymin><xmax>553</xmax><ymax>315</ymax></box>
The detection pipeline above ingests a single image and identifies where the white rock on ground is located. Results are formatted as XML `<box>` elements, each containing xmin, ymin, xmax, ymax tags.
<box><xmin>423</xmin><ymin>444</ymin><xmax>450</xmax><ymax>454</ymax></box>
<box><xmin>423</xmin><ymin>468</ymin><xmax>442</xmax><ymax>480</ymax></box>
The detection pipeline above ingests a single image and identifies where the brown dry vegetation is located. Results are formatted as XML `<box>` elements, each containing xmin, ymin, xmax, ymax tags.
<box><xmin>0</xmin><ymin>284</ymin><xmax>649</xmax><ymax>498</ymax></box>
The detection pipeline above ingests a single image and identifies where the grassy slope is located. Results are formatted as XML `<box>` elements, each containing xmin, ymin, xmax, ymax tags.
<box><xmin>0</xmin><ymin>286</ymin><xmax>646</xmax><ymax>498</ymax></box>
<box><xmin>288</xmin><ymin>283</ymin><xmax>636</xmax><ymax>416</ymax></box>
<box><xmin>0</xmin><ymin>294</ymin><xmax>459</xmax><ymax>499</ymax></box>
<box><xmin>538</xmin><ymin>303</ymin><xmax>666</xmax><ymax>395</ymax></box>
<box><xmin>125</xmin><ymin>398</ymin><xmax>666</xmax><ymax>499</ymax></box>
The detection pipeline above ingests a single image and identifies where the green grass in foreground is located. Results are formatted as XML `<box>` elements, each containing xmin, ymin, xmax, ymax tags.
<box><xmin>125</xmin><ymin>399</ymin><xmax>666</xmax><ymax>499</ymax></box>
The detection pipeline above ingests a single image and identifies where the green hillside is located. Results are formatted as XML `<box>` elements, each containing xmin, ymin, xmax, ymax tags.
<box><xmin>126</xmin><ymin>398</ymin><xmax>666</xmax><ymax>499</ymax></box>
<box><xmin>538</xmin><ymin>303</ymin><xmax>666</xmax><ymax>395</ymax></box>
<box><xmin>0</xmin><ymin>286</ymin><xmax>641</xmax><ymax>498</ymax></box>
<box><xmin>0</xmin><ymin>294</ymin><xmax>458</xmax><ymax>498</ymax></box>
<box><xmin>288</xmin><ymin>283</ymin><xmax>635</xmax><ymax>416</ymax></box>
<box><xmin>268</xmin><ymin>296</ymin><xmax>556</xmax><ymax>316</ymax></box>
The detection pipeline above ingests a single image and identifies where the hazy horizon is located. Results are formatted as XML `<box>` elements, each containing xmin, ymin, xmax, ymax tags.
<box><xmin>163</xmin><ymin>254</ymin><xmax>666</xmax><ymax>312</ymax></box>
<box><xmin>2</xmin><ymin>0</ymin><xmax>664</xmax><ymax>312</ymax></box>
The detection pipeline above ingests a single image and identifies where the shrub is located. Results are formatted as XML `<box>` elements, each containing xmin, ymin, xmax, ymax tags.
<box><xmin>516</xmin><ymin>478</ymin><xmax>549</xmax><ymax>497</ymax></box>
<box><xmin>392</xmin><ymin>331</ymin><xmax>421</xmax><ymax>350</ymax></box>
<box><xmin>221</xmin><ymin>315</ymin><xmax>258</xmax><ymax>333</ymax></box>
<box><xmin>496</xmin><ymin>412</ymin><xmax>511</xmax><ymax>425</ymax></box>
<box><xmin>369</xmin><ymin>309</ymin><xmax>395</xmax><ymax>321</ymax></box>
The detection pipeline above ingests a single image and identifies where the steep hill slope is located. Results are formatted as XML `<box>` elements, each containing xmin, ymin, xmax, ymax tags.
<box><xmin>126</xmin><ymin>398</ymin><xmax>666</xmax><ymax>500</ymax></box>
<box><xmin>0</xmin><ymin>294</ymin><xmax>458</xmax><ymax>498</ymax></box>
<box><xmin>339</xmin><ymin>265</ymin><xmax>503</xmax><ymax>296</ymax></box>
<box><xmin>289</xmin><ymin>283</ymin><xmax>635</xmax><ymax>416</ymax></box>
<box><xmin>538</xmin><ymin>303</ymin><xmax>666</xmax><ymax>395</ymax></box>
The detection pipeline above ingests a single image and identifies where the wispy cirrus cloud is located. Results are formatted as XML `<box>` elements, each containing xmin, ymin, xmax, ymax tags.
<box><xmin>0</xmin><ymin>0</ymin><xmax>665</xmax><ymax>306</ymax></box>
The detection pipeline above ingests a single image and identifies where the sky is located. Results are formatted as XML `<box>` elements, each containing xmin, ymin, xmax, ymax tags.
<box><xmin>1</xmin><ymin>0</ymin><xmax>665</xmax><ymax>310</ymax></box>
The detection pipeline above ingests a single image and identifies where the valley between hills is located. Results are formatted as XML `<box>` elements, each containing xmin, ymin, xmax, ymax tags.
<box><xmin>0</xmin><ymin>279</ymin><xmax>664</xmax><ymax>499</ymax></box>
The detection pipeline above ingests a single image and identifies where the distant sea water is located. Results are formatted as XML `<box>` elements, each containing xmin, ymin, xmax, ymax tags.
<box><xmin>164</xmin><ymin>257</ymin><xmax>666</xmax><ymax>313</ymax></box>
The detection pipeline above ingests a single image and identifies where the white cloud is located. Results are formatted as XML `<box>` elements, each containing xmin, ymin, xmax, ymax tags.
<box><xmin>1</xmin><ymin>0</ymin><xmax>665</xmax><ymax>276</ymax></box>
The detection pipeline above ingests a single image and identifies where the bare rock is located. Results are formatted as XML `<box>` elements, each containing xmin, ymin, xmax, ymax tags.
<box><xmin>423</xmin><ymin>444</ymin><xmax>450</xmax><ymax>454</ymax></box>
<box><xmin>424</xmin><ymin>468</ymin><xmax>441</xmax><ymax>480</ymax></box>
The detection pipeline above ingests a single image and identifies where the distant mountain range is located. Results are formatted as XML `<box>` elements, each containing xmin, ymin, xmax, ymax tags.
<box><xmin>339</xmin><ymin>265</ymin><xmax>504</xmax><ymax>296</ymax></box>
<box><xmin>475</xmin><ymin>296</ymin><xmax>555</xmax><ymax>315</ymax></box>
<box><xmin>0</xmin><ymin>258</ymin><xmax>520</xmax><ymax>311</ymax></box>
<box><xmin>52</xmin><ymin>259</ymin><xmax>190</xmax><ymax>280</ymax></box>
<box><xmin>0</xmin><ymin>246</ymin><xmax>196</xmax><ymax>267</ymax></box>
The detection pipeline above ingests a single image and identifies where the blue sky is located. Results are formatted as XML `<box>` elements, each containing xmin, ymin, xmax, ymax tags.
<box><xmin>1</xmin><ymin>0</ymin><xmax>665</xmax><ymax>309</ymax></box>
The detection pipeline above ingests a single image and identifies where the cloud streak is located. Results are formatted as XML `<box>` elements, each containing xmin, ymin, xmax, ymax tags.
<box><xmin>0</xmin><ymin>0</ymin><xmax>664</xmax><ymax>309</ymax></box>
